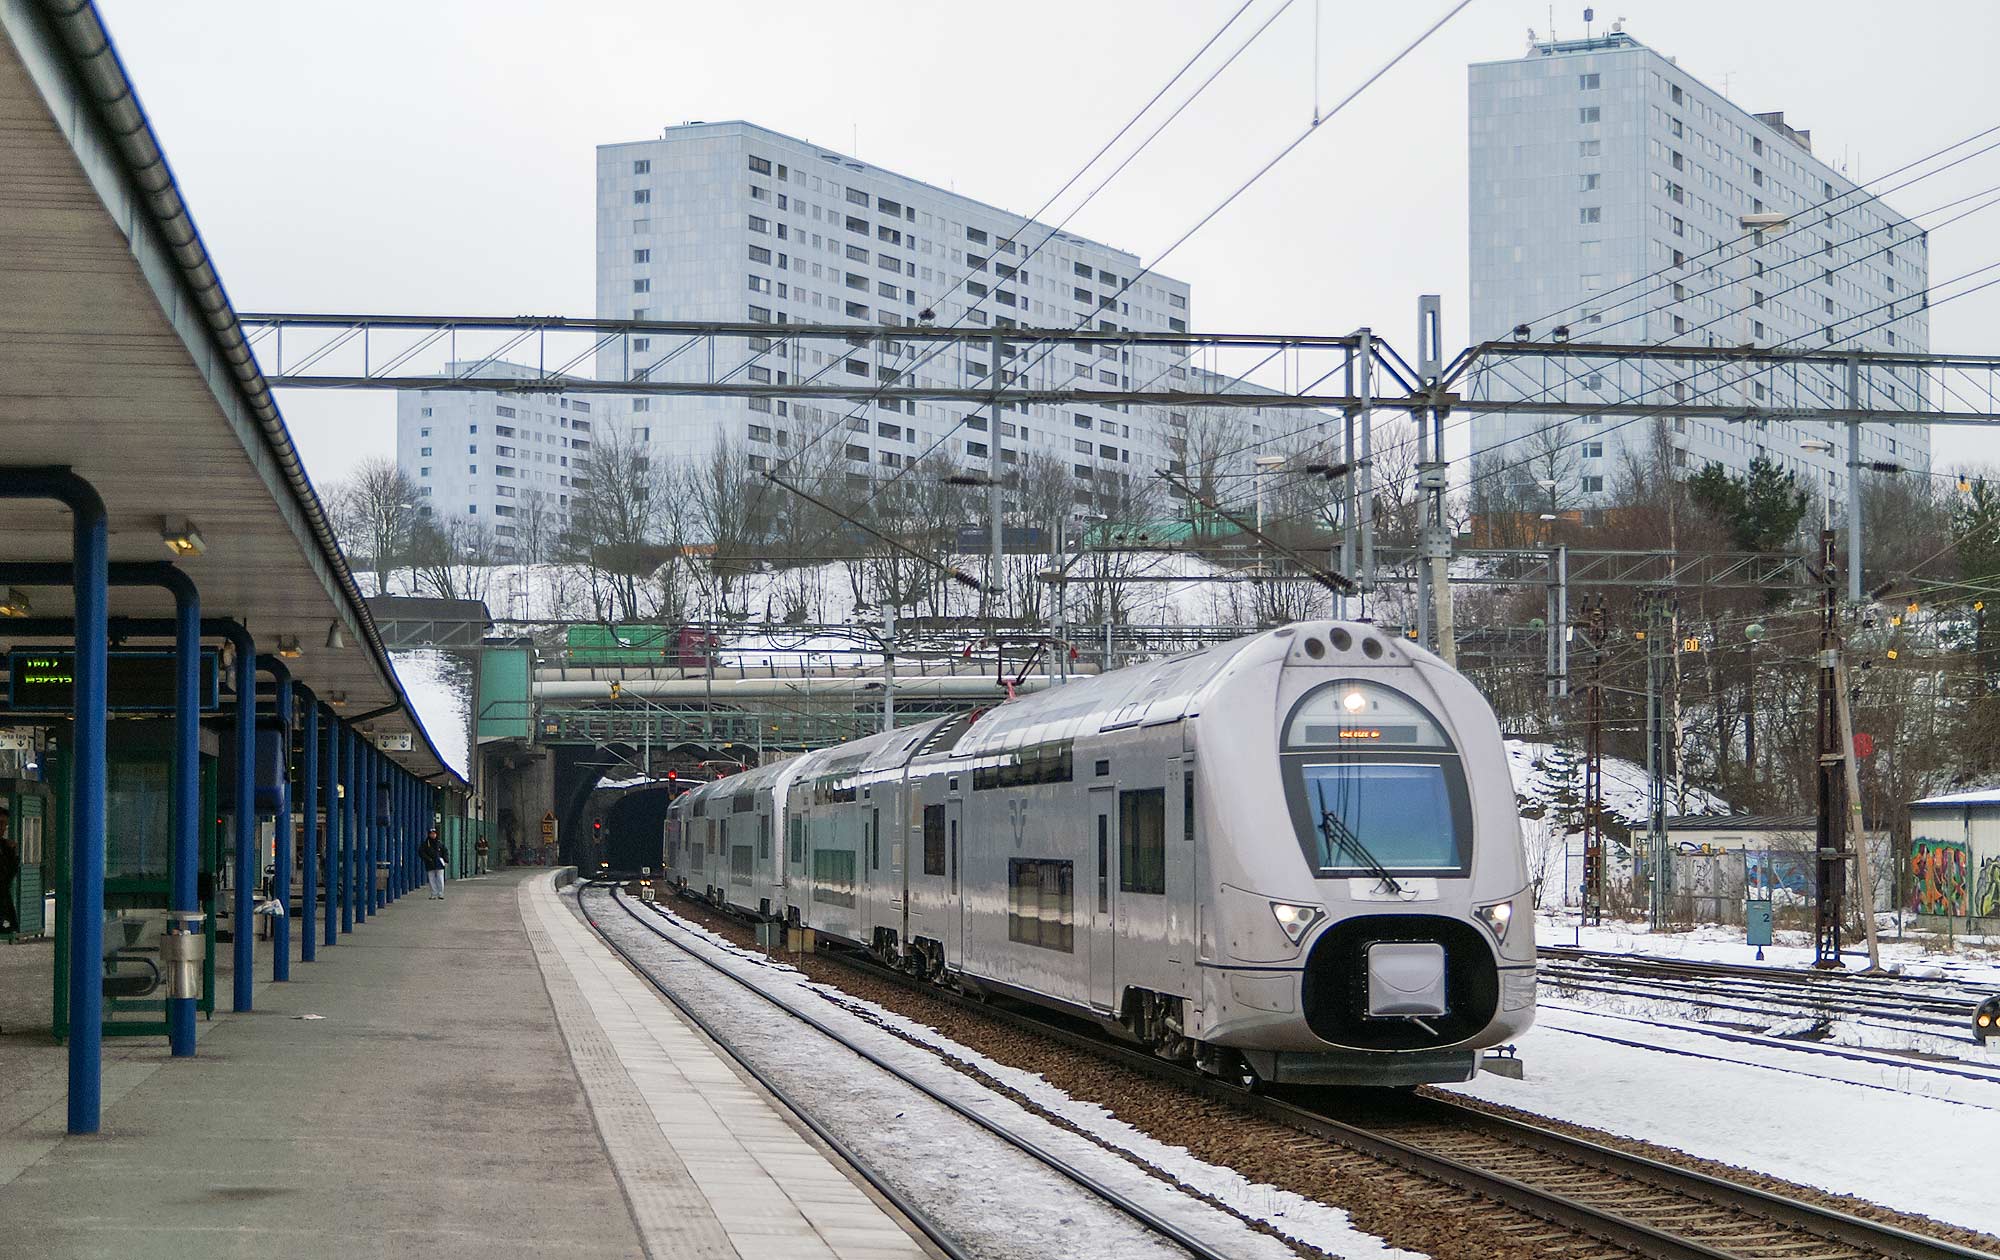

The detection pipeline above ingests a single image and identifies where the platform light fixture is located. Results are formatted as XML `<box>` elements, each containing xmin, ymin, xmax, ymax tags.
<box><xmin>161</xmin><ymin>519</ymin><xmax>205</xmax><ymax>557</ymax></box>
<box><xmin>0</xmin><ymin>587</ymin><xmax>30</xmax><ymax>618</ymax></box>
<box><xmin>328</xmin><ymin>691</ymin><xmax>349</xmax><ymax>707</ymax></box>
<box><xmin>276</xmin><ymin>635</ymin><xmax>304</xmax><ymax>660</ymax></box>
<box><xmin>325</xmin><ymin>622</ymin><xmax>348</xmax><ymax>650</ymax></box>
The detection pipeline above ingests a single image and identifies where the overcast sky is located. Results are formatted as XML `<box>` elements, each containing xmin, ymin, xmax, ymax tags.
<box><xmin>96</xmin><ymin>0</ymin><xmax>2000</xmax><ymax>489</ymax></box>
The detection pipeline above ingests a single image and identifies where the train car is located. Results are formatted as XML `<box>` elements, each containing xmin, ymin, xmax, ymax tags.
<box><xmin>659</xmin><ymin>620</ymin><xmax>1535</xmax><ymax>1087</ymax></box>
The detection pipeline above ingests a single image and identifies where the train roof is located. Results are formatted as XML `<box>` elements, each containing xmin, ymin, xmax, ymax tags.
<box><xmin>947</xmin><ymin>629</ymin><xmax>1267</xmax><ymax>759</ymax></box>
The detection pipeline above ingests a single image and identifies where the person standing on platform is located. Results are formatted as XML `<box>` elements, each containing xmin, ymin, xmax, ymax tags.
<box><xmin>474</xmin><ymin>832</ymin><xmax>490</xmax><ymax>874</ymax></box>
<box><xmin>0</xmin><ymin>807</ymin><xmax>18</xmax><ymax>935</ymax></box>
<box><xmin>420</xmin><ymin>829</ymin><xmax>448</xmax><ymax>900</ymax></box>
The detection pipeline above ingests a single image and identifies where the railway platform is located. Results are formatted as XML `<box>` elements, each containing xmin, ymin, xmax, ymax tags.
<box><xmin>0</xmin><ymin>867</ymin><xmax>932</xmax><ymax>1259</ymax></box>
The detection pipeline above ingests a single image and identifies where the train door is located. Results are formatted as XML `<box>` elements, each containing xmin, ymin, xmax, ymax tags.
<box><xmin>1166</xmin><ymin>756</ymin><xmax>1194</xmax><ymax>972</ymax></box>
<box><xmin>947</xmin><ymin>795</ymin><xmax>966</xmax><ymax>968</ymax></box>
<box><xmin>1089</xmin><ymin>784</ymin><xmax>1117</xmax><ymax>1013</ymax></box>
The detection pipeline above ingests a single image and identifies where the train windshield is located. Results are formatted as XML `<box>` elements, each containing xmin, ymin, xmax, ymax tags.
<box><xmin>1301</xmin><ymin>762</ymin><xmax>1462</xmax><ymax>872</ymax></box>
<box><xmin>1282</xmin><ymin>680</ymin><xmax>1472</xmax><ymax>877</ymax></box>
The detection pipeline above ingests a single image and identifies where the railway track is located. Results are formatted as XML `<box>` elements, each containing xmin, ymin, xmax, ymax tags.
<box><xmin>613</xmin><ymin>883</ymin><xmax>2000</xmax><ymax>1260</ymax></box>
<box><xmin>1538</xmin><ymin>947</ymin><xmax>1996</xmax><ymax>1045</ymax></box>
<box><xmin>579</xmin><ymin>881</ymin><xmax>1255</xmax><ymax>1260</ymax></box>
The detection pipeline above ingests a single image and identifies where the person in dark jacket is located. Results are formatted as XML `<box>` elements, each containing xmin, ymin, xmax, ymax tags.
<box><xmin>419</xmin><ymin>829</ymin><xmax>448</xmax><ymax>900</ymax></box>
<box><xmin>0</xmin><ymin>807</ymin><xmax>19</xmax><ymax>934</ymax></box>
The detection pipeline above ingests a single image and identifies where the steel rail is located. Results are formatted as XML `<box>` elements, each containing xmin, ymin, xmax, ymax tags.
<box><xmin>586</xmin><ymin>883</ymin><xmax>1242</xmax><ymax>1260</ymax></box>
<box><xmin>646</xmin><ymin>892</ymin><xmax>1996</xmax><ymax>1260</ymax></box>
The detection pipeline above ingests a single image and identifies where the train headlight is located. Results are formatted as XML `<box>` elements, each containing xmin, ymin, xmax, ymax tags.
<box><xmin>1474</xmin><ymin>900</ymin><xmax>1515</xmax><ymax>944</ymax></box>
<box><xmin>1269</xmin><ymin>901</ymin><xmax>1324</xmax><ymax>945</ymax></box>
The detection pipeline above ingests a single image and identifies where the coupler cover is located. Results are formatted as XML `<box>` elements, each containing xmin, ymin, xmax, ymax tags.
<box><xmin>1366</xmin><ymin>941</ymin><xmax>1448</xmax><ymax>1017</ymax></box>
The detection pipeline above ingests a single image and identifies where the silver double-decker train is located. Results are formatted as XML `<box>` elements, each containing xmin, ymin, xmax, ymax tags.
<box><xmin>661</xmin><ymin>620</ymin><xmax>1535</xmax><ymax>1086</ymax></box>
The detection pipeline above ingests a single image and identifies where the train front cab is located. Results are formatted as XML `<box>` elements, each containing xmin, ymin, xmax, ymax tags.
<box><xmin>1201</xmin><ymin>627</ymin><xmax>1537</xmax><ymax>1087</ymax></box>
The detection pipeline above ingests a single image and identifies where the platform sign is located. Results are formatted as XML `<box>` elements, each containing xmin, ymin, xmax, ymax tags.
<box><xmin>540</xmin><ymin>810</ymin><xmax>557</xmax><ymax>848</ymax></box>
<box><xmin>373</xmin><ymin>732</ymin><xmax>413</xmax><ymax>752</ymax></box>
<box><xmin>4</xmin><ymin>648</ymin><xmax>219</xmax><ymax>713</ymax></box>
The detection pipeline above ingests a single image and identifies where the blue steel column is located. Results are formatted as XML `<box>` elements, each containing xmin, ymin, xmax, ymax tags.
<box><xmin>388</xmin><ymin>769</ymin><xmax>401</xmax><ymax>902</ymax></box>
<box><xmin>167</xmin><ymin>576</ymin><xmax>200</xmax><ymax>1054</ymax></box>
<box><xmin>231</xmin><ymin>640</ymin><xmax>256</xmax><ymax>1012</ymax></box>
<box><xmin>0</xmin><ymin>473</ymin><xmax>108</xmax><ymax>1132</ymax></box>
<box><xmin>372</xmin><ymin>752</ymin><xmax>387</xmax><ymax>912</ymax></box>
<box><xmin>267</xmin><ymin>666</ymin><xmax>293</xmax><ymax>982</ymax></box>
<box><xmin>331</xmin><ymin>720</ymin><xmax>347</xmax><ymax>937</ymax></box>
<box><xmin>301</xmin><ymin>697</ymin><xmax>318</xmax><ymax>964</ymax></box>
<box><xmin>348</xmin><ymin>731</ymin><xmax>365</xmax><ymax>926</ymax></box>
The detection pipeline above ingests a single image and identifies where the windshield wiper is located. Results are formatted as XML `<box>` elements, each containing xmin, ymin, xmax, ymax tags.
<box><xmin>1318</xmin><ymin>808</ymin><xmax>1404</xmax><ymax>896</ymax></box>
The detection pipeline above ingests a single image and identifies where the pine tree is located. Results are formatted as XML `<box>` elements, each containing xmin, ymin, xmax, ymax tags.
<box><xmin>1687</xmin><ymin>455</ymin><xmax>1809</xmax><ymax>552</ymax></box>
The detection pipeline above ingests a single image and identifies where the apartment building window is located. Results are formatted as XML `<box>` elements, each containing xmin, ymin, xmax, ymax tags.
<box><xmin>495</xmin><ymin>444</ymin><xmax>515</xmax><ymax>457</ymax></box>
<box><xmin>1579</xmin><ymin>207</ymin><xmax>1601</xmax><ymax>224</ymax></box>
<box><xmin>632</xmin><ymin>248</ymin><xmax>651</xmax><ymax>265</ymax></box>
<box><xmin>967</xmin><ymin>226</ymin><xmax>988</xmax><ymax>244</ymax></box>
<box><xmin>878</xmin><ymin>226</ymin><xmax>901</xmax><ymax>245</ymax></box>
<box><xmin>1752</xmin><ymin>320</ymin><xmax>1765</xmax><ymax>338</ymax></box>
<box><xmin>419</xmin><ymin>467</ymin><xmax>430</xmax><ymax>478</ymax></box>
<box><xmin>1670</xmin><ymin>150</ymin><xmax>1683</xmax><ymax>171</ymax></box>
<box><xmin>419</xmin><ymin>446</ymin><xmax>432</xmax><ymax>457</ymax></box>
<box><xmin>966</xmin><ymin>441</ymin><xmax>988</xmax><ymax>458</ymax></box>
<box><xmin>748</xmin><ymin>424</ymin><xmax>772</xmax><ymax>443</ymax></box>
<box><xmin>633</xmin><ymin>159</ymin><xmax>650</xmax><ymax>175</ymax></box>
<box><xmin>1073</xmin><ymin>261</ymin><xmax>1091</xmax><ymax>278</ymax></box>
<box><xmin>749</xmin><ymin>305</ymin><xmax>772</xmax><ymax>322</ymax></box>
<box><xmin>1580</xmin><ymin>173</ymin><xmax>1600</xmax><ymax>192</ymax></box>
<box><xmin>633</xmin><ymin>189</ymin><xmax>650</xmax><ymax>204</ymax></box>
<box><xmin>966</xmin><ymin>253</ymin><xmax>987</xmax><ymax>270</ymax></box>
<box><xmin>748</xmin><ymin>275</ymin><xmax>770</xmax><ymax>294</ymax></box>
<box><xmin>633</xmin><ymin>278</ymin><xmax>650</xmax><ymax>293</ymax></box>
<box><xmin>1582</xmin><ymin>442</ymin><xmax>1604</xmax><ymax>459</ymax></box>
<box><xmin>468</xmin><ymin>465</ymin><xmax>477</xmax><ymax>475</ymax></box>
<box><xmin>632</xmin><ymin>218</ymin><xmax>649</xmax><ymax>233</ymax></box>
<box><xmin>495</xmin><ymin>465</ymin><xmax>515</xmax><ymax>478</ymax></box>
<box><xmin>748</xmin><ymin>215</ymin><xmax>769</xmax><ymax>233</ymax></box>
<box><xmin>1673</xmin><ymin>315</ymin><xmax>1687</xmax><ymax>334</ymax></box>
<box><xmin>1673</xmin><ymin>282</ymin><xmax>1685</xmax><ymax>301</ymax></box>
<box><xmin>846</xmin><ymin>301</ymin><xmax>870</xmax><ymax>319</ymax></box>
<box><xmin>1582</xmin><ymin>475</ymin><xmax>1605</xmax><ymax>493</ymax></box>
<box><xmin>1672</xmin><ymin>249</ymin><xmax>1684</xmax><ymax>266</ymax></box>
<box><xmin>1752</xmin><ymin>136</ymin><xmax>1764</xmax><ymax>156</ymax></box>
<box><xmin>1670</xmin><ymin>117</ymin><xmax>1683</xmax><ymax>138</ymax></box>
<box><xmin>878</xmin><ymin>280</ymin><xmax>898</xmax><ymax>299</ymax></box>
<box><xmin>1672</xmin><ymin>217</ymin><xmax>1685</xmax><ymax>237</ymax></box>
<box><xmin>1579</xmin><ymin>72</ymin><xmax>1600</xmax><ymax>89</ymax></box>
<box><xmin>1074</xmin><ymin>437</ymin><xmax>1092</xmax><ymax>454</ymax></box>
<box><xmin>845</xmin><ymin>216</ymin><xmax>868</xmax><ymax>234</ymax></box>
<box><xmin>748</xmin><ymin>245</ymin><xmax>772</xmax><ymax>265</ymax></box>
<box><xmin>1825</xmin><ymin>295</ymin><xmax>1836</xmax><ymax>314</ymax></box>
<box><xmin>750</xmin><ymin>155</ymin><xmax>772</xmax><ymax>174</ymax></box>
<box><xmin>1579</xmin><ymin>139</ymin><xmax>1601</xmax><ymax>157</ymax></box>
<box><xmin>1670</xmin><ymin>84</ymin><xmax>1683</xmax><ymax>104</ymax></box>
<box><xmin>1579</xmin><ymin>106</ymin><xmax>1600</xmax><ymax>124</ymax></box>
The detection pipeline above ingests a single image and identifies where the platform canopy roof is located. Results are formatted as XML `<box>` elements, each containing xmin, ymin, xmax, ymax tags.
<box><xmin>0</xmin><ymin>3</ymin><xmax>464</xmax><ymax>786</ymax></box>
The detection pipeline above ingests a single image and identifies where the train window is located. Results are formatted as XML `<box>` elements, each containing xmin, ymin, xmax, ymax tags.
<box><xmin>923</xmin><ymin>805</ymin><xmax>946</xmax><ymax>876</ymax></box>
<box><xmin>949</xmin><ymin>820</ymin><xmax>958</xmax><ymax>890</ymax></box>
<box><xmin>1007</xmin><ymin>859</ymin><xmax>1074</xmax><ymax>952</ymax></box>
<box><xmin>812</xmin><ymin>849</ymin><xmax>856</xmax><ymax>907</ymax></box>
<box><xmin>1303</xmin><ymin>636</ymin><xmax>1325</xmax><ymax>658</ymax></box>
<box><xmin>949</xmin><ymin>776</ymin><xmax>960</xmax><ymax>792</ymax></box>
<box><xmin>1118</xmin><ymin>789</ymin><xmax>1166</xmax><ymax>894</ymax></box>
<box><xmin>1183</xmin><ymin>771</ymin><xmax>1196</xmax><ymax>842</ymax></box>
<box><xmin>758</xmin><ymin>815</ymin><xmax>772</xmax><ymax>861</ymax></box>
<box><xmin>1096</xmin><ymin>817</ymin><xmax>1109</xmax><ymax>913</ymax></box>
<box><xmin>1303</xmin><ymin>762</ymin><xmax>1463</xmax><ymax>873</ymax></box>
<box><xmin>788</xmin><ymin>815</ymin><xmax>804</xmax><ymax>864</ymax></box>
<box><xmin>870</xmin><ymin>808</ymin><xmax>881</xmax><ymax>869</ymax></box>
<box><xmin>1094</xmin><ymin>759</ymin><xmax>1111</xmax><ymax>777</ymax></box>
<box><xmin>1284</xmin><ymin>680</ymin><xmax>1451</xmax><ymax>750</ymax></box>
<box><xmin>1330</xmin><ymin>628</ymin><xmax>1352</xmax><ymax>652</ymax></box>
<box><xmin>973</xmin><ymin>738</ymin><xmax>1074</xmax><ymax>790</ymax></box>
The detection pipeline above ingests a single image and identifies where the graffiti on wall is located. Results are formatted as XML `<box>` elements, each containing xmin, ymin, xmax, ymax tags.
<box><xmin>1910</xmin><ymin>839</ymin><xmax>1971</xmax><ymax>916</ymax></box>
<box><xmin>1977</xmin><ymin>856</ymin><xmax>2000</xmax><ymax>919</ymax></box>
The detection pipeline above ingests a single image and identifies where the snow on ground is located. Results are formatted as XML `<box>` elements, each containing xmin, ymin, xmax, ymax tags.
<box><xmin>593</xmin><ymin>891</ymin><xmax>1417</xmax><ymax>1260</ymax></box>
<box><xmin>389</xmin><ymin>649</ymin><xmax>470</xmax><ymax>777</ymax></box>
<box><xmin>1443</xmin><ymin>1003</ymin><xmax>2000</xmax><ymax>1236</ymax></box>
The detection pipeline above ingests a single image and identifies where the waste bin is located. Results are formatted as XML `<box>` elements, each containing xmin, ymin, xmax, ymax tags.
<box><xmin>376</xmin><ymin>861</ymin><xmax>391</xmax><ymax>893</ymax></box>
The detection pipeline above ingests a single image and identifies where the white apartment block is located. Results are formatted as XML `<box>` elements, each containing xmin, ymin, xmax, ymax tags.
<box><xmin>395</xmin><ymin>361</ymin><xmax>598</xmax><ymax>558</ymax></box>
<box><xmin>595</xmin><ymin>121</ymin><xmax>1197</xmax><ymax>503</ymax></box>
<box><xmin>1469</xmin><ymin>31</ymin><xmax>1929</xmax><ymax>506</ymax></box>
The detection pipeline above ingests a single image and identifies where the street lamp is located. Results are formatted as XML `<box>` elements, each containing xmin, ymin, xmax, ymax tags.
<box><xmin>1253</xmin><ymin>455</ymin><xmax>1286</xmax><ymax>532</ymax></box>
<box><xmin>1802</xmin><ymin>437</ymin><xmax>1837</xmax><ymax>530</ymax></box>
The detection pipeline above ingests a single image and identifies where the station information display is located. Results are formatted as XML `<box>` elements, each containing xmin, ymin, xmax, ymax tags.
<box><xmin>4</xmin><ymin>648</ymin><xmax>220</xmax><ymax>713</ymax></box>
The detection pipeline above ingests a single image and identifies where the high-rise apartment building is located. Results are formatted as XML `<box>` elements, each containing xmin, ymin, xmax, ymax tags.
<box><xmin>1468</xmin><ymin>31</ymin><xmax>1929</xmax><ymax>506</ymax></box>
<box><xmin>594</xmin><ymin>121</ymin><xmax>1195</xmax><ymax>497</ymax></box>
<box><xmin>395</xmin><ymin>361</ymin><xmax>597</xmax><ymax>559</ymax></box>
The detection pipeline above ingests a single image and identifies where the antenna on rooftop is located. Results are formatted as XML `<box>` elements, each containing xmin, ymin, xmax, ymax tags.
<box><xmin>1584</xmin><ymin>7</ymin><xmax>1594</xmax><ymax>38</ymax></box>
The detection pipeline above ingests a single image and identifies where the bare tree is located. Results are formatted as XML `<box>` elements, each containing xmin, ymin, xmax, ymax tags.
<box><xmin>324</xmin><ymin>458</ymin><xmax>423</xmax><ymax>595</ymax></box>
<box><xmin>409</xmin><ymin>516</ymin><xmax>497</xmax><ymax>602</ymax></box>
<box><xmin>569</xmin><ymin>423</ymin><xmax>665</xmax><ymax>622</ymax></box>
